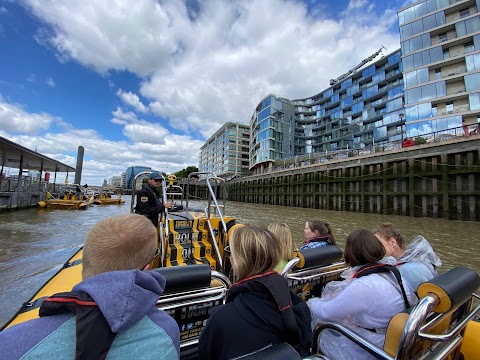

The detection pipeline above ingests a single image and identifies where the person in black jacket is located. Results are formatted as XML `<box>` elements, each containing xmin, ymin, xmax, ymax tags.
<box><xmin>135</xmin><ymin>171</ymin><xmax>172</xmax><ymax>227</ymax></box>
<box><xmin>198</xmin><ymin>225</ymin><xmax>312</xmax><ymax>360</ymax></box>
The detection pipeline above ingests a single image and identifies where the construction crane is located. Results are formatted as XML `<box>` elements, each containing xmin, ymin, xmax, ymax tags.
<box><xmin>329</xmin><ymin>46</ymin><xmax>387</xmax><ymax>86</ymax></box>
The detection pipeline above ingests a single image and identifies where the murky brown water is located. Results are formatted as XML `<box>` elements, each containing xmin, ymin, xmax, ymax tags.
<box><xmin>1</xmin><ymin>198</ymin><xmax>479</xmax><ymax>327</ymax></box>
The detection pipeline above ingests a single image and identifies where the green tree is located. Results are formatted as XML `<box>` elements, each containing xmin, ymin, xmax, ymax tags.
<box><xmin>174</xmin><ymin>166</ymin><xmax>199</xmax><ymax>179</ymax></box>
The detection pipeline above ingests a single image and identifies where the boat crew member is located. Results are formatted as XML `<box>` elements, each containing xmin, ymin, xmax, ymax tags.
<box><xmin>0</xmin><ymin>214</ymin><xmax>180</xmax><ymax>359</ymax></box>
<box><xmin>135</xmin><ymin>171</ymin><xmax>173</xmax><ymax>227</ymax></box>
<box><xmin>299</xmin><ymin>219</ymin><xmax>336</xmax><ymax>250</ymax></box>
<box><xmin>308</xmin><ymin>229</ymin><xmax>416</xmax><ymax>360</ymax></box>
<box><xmin>374</xmin><ymin>223</ymin><xmax>442</xmax><ymax>292</ymax></box>
<box><xmin>198</xmin><ymin>225</ymin><xmax>312</xmax><ymax>359</ymax></box>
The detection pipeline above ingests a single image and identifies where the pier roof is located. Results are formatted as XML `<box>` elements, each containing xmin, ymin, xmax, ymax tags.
<box><xmin>0</xmin><ymin>135</ymin><xmax>75</xmax><ymax>173</ymax></box>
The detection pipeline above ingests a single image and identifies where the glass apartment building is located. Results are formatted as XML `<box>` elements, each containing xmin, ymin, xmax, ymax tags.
<box><xmin>292</xmin><ymin>49</ymin><xmax>404</xmax><ymax>156</ymax></box>
<box><xmin>199</xmin><ymin>122</ymin><xmax>250</xmax><ymax>178</ymax></box>
<box><xmin>398</xmin><ymin>0</ymin><xmax>480</xmax><ymax>139</ymax></box>
<box><xmin>248</xmin><ymin>50</ymin><xmax>404</xmax><ymax>171</ymax></box>
<box><xmin>250</xmin><ymin>95</ymin><xmax>295</xmax><ymax>170</ymax></box>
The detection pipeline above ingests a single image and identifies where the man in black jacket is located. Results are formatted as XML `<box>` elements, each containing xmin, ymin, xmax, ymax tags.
<box><xmin>135</xmin><ymin>171</ymin><xmax>173</xmax><ymax>227</ymax></box>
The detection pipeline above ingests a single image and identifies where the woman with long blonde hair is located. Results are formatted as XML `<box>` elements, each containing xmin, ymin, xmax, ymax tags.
<box><xmin>268</xmin><ymin>222</ymin><xmax>296</xmax><ymax>272</ymax></box>
<box><xmin>198</xmin><ymin>225</ymin><xmax>312</xmax><ymax>359</ymax></box>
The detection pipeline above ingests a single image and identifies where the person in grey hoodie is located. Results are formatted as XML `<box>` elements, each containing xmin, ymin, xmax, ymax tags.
<box><xmin>0</xmin><ymin>214</ymin><xmax>180</xmax><ymax>360</ymax></box>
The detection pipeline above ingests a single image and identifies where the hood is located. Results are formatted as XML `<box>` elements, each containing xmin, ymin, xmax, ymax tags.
<box><xmin>73</xmin><ymin>270</ymin><xmax>166</xmax><ymax>333</ymax></box>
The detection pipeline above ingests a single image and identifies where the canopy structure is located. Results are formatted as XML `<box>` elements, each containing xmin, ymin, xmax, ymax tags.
<box><xmin>0</xmin><ymin>135</ymin><xmax>75</xmax><ymax>174</ymax></box>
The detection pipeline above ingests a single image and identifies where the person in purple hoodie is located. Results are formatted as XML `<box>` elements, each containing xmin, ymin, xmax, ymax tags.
<box><xmin>0</xmin><ymin>214</ymin><xmax>180</xmax><ymax>360</ymax></box>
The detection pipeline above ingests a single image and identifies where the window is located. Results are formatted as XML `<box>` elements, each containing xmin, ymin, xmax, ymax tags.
<box><xmin>443</xmin><ymin>49</ymin><xmax>449</xmax><ymax>59</ymax></box>
<box><xmin>464</xmin><ymin>42</ymin><xmax>474</xmax><ymax>53</ymax></box>
<box><xmin>459</xmin><ymin>9</ymin><xmax>470</xmax><ymax>18</ymax></box>
<box><xmin>435</xmin><ymin>68</ymin><xmax>442</xmax><ymax>79</ymax></box>
<box><xmin>439</xmin><ymin>32</ymin><xmax>448</xmax><ymax>43</ymax></box>
<box><xmin>446</xmin><ymin>102</ymin><xmax>454</xmax><ymax>113</ymax></box>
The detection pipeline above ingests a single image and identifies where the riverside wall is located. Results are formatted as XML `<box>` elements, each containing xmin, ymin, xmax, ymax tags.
<box><xmin>226</xmin><ymin>136</ymin><xmax>480</xmax><ymax>221</ymax></box>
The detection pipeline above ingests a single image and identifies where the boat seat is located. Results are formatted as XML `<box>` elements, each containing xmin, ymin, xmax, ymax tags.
<box><xmin>153</xmin><ymin>264</ymin><xmax>230</xmax><ymax>360</ymax></box>
<box><xmin>281</xmin><ymin>245</ymin><xmax>348</xmax><ymax>301</ymax></box>
<box><xmin>311</xmin><ymin>267</ymin><xmax>480</xmax><ymax>360</ymax></box>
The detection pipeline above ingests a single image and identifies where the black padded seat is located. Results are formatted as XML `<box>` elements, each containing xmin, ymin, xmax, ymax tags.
<box><xmin>417</xmin><ymin>266</ymin><xmax>480</xmax><ymax>313</ymax></box>
<box><xmin>154</xmin><ymin>264</ymin><xmax>212</xmax><ymax>293</ymax></box>
<box><xmin>294</xmin><ymin>245</ymin><xmax>343</xmax><ymax>269</ymax></box>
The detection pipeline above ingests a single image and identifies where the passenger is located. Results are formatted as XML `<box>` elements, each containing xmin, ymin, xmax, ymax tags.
<box><xmin>0</xmin><ymin>214</ymin><xmax>180</xmax><ymax>359</ymax></box>
<box><xmin>198</xmin><ymin>225</ymin><xmax>312</xmax><ymax>360</ymax></box>
<box><xmin>300</xmin><ymin>219</ymin><xmax>336</xmax><ymax>250</ymax></box>
<box><xmin>374</xmin><ymin>223</ymin><xmax>441</xmax><ymax>291</ymax></box>
<box><xmin>268</xmin><ymin>222</ymin><xmax>296</xmax><ymax>272</ymax></box>
<box><xmin>308</xmin><ymin>229</ymin><xmax>416</xmax><ymax>360</ymax></box>
<box><xmin>135</xmin><ymin>171</ymin><xmax>173</xmax><ymax>227</ymax></box>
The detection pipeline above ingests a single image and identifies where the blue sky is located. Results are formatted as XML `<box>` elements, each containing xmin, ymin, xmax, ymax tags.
<box><xmin>0</xmin><ymin>0</ymin><xmax>412</xmax><ymax>185</ymax></box>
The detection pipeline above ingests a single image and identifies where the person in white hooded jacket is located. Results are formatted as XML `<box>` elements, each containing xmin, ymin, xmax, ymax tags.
<box><xmin>374</xmin><ymin>223</ymin><xmax>442</xmax><ymax>292</ymax></box>
<box><xmin>307</xmin><ymin>229</ymin><xmax>417</xmax><ymax>360</ymax></box>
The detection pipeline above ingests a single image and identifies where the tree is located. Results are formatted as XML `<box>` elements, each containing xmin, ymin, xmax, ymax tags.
<box><xmin>174</xmin><ymin>166</ymin><xmax>199</xmax><ymax>179</ymax></box>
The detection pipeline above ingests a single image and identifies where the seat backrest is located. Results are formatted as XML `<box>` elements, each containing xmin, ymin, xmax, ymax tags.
<box><xmin>283</xmin><ymin>245</ymin><xmax>347</xmax><ymax>301</ymax></box>
<box><xmin>384</xmin><ymin>267</ymin><xmax>480</xmax><ymax>360</ymax></box>
<box><xmin>153</xmin><ymin>264</ymin><xmax>230</xmax><ymax>359</ymax></box>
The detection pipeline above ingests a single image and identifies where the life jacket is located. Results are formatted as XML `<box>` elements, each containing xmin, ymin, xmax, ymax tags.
<box><xmin>352</xmin><ymin>263</ymin><xmax>410</xmax><ymax>308</ymax></box>
<box><xmin>39</xmin><ymin>291</ymin><xmax>116</xmax><ymax>360</ymax></box>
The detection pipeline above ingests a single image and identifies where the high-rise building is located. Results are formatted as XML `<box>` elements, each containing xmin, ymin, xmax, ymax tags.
<box><xmin>248</xmin><ymin>50</ymin><xmax>404</xmax><ymax>172</ymax></box>
<box><xmin>250</xmin><ymin>95</ymin><xmax>295</xmax><ymax>171</ymax></box>
<box><xmin>199</xmin><ymin>122</ymin><xmax>250</xmax><ymax>178</ymax></box>
<box><xmin>125</xmin><ymin>166</ymin><xmax>151</xmax><ymax>189</ymax></box>
<box><xmin>292</xmin><ymin>49</ymin><xmax>404</xmax><ymax>155</ymax></box>
<box><xmin>398</xmin><ymin>0</ymin><xmax>480</xmax><ymax>140</ymax></box>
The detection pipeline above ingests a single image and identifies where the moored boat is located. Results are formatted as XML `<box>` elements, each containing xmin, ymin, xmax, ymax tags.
<box><xmin>37</xmin><ymin>194</ymin><xmax>94</xmax><ymax>210</ymax></box>
<box><xmin>93</xmin><ymin>192</ymin><xmax>125</xmax><ymax>205</ymax></box>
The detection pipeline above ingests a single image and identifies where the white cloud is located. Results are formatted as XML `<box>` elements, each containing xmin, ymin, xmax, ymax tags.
<box><xmin>0</xmin><ymin>96</ymin><xmax>57</xmax><ymax>133</ymax></box>
<box><xmin>8</xmin><ymin>0</ymin><xmax>407</xmax><ymax>183</ymax></box>
<box><xmin>116</xmin><ymin>89</ymin><xmax>148</xmax><ymax>113</ymax></box>
<box><xmin>0</xmin><ymin>96</ymin><xmax>202</xmax><ymax>185</ymax></box>
<box><xmin>22</xmin><ymin>0</ymin><xmax>401</xmax><ymax>140</ymax></box>
<box><xmin>46</xmin><ymin>77</ymin><xmax>56</xmax><ymax>87</ymax></box>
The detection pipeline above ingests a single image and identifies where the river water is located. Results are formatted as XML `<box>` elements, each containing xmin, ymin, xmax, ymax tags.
<box><xmin>1</xmin><ymin>197</ymin><xmax>479</xmax><ymax>327</ymax></box>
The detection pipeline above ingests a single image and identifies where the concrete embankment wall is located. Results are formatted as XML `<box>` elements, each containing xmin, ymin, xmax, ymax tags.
<box><xmin>226</xmin><ymin>137</ymin><xmax>480</xmax><ymax>221</ymax></box>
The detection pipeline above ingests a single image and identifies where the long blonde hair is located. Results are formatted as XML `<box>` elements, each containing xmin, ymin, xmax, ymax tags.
<box><xmin>268</xmin><ymin>222</ymin><xmax>295</xmax><ymax>261</ymax></box>
<box><xmin>82</xmin><ymin>214</ymin><xmax>157</xmax><ymax>279</ymax></box>
<box><xmin>230</xmin><ymin>225</ymin><xmax>281</xmax><ymax>280</ymax></box>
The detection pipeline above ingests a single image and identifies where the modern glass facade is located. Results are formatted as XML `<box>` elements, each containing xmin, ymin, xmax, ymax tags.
<box><xmin>199</xmin><ymin>122</ymin><xmax>250</xmax><ymax>178</ymax></box>
<box><xmin>249</xmin><ymin>95</ymin><xmax>295</xmax><ymax>170</ymax></box>
<box><xmin>292</xmin><ymin>50</ymin><xmax>404</xmax><ymax>155</ymax></box>
<box><xmin>398</xmin><ymin>0</ymin><xmax>480</xmax><ymax>140</ymax></box>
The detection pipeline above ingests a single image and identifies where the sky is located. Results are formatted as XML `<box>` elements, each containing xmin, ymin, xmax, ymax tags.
<box><xmin>0</xmin><ymin>0</ymin><xmax>414</xmax><ymax>185</ymax></box>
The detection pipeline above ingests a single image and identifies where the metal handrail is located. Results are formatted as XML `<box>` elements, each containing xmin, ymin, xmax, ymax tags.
<box><xmin>312</xmin><ymin>322</ymin><xmax>393</xmax><ymax>360</ymax></box>
<box><xmin>205</xmin><ymin>210</ymin><xmax>223</xmax><ymax>269</ymax></box>
<box><xmin>286</xmin><ymin>261</ymin><xmax>348</xmax><ymax>281</ymax></box>
<box><xmin>418</xmin><ymin>299</ymin><xmax>480</xmax><ymax>341</ymax></box>
<box><xmin>157</xmin><ymin>288</ymin><xmax>227</xmax><ymax>310</ymax></box>
<box><xmin>205</xmin><ymin>176</ymin><xmax>227</xmax><ymax>234</ymax></box>
<box><xmin>185</xmin><ymin>171</ymin><xmax>217</xmax><ymax>210</ymax></box>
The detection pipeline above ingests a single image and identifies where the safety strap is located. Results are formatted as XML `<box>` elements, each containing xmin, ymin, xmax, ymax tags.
<box><xmin>353</xmin><ymin>263</ymin><xmax>410</xmax><ymax>308</ymax></box>
<box><xmin>232</xmin><ymin>272</ymin><xmax>301</xmax><ymax>348</ymax></box>
<box><xmin>39</xmin><ymin>291</ymin><xmax>116</xmax><ymax>360</ymax></box>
